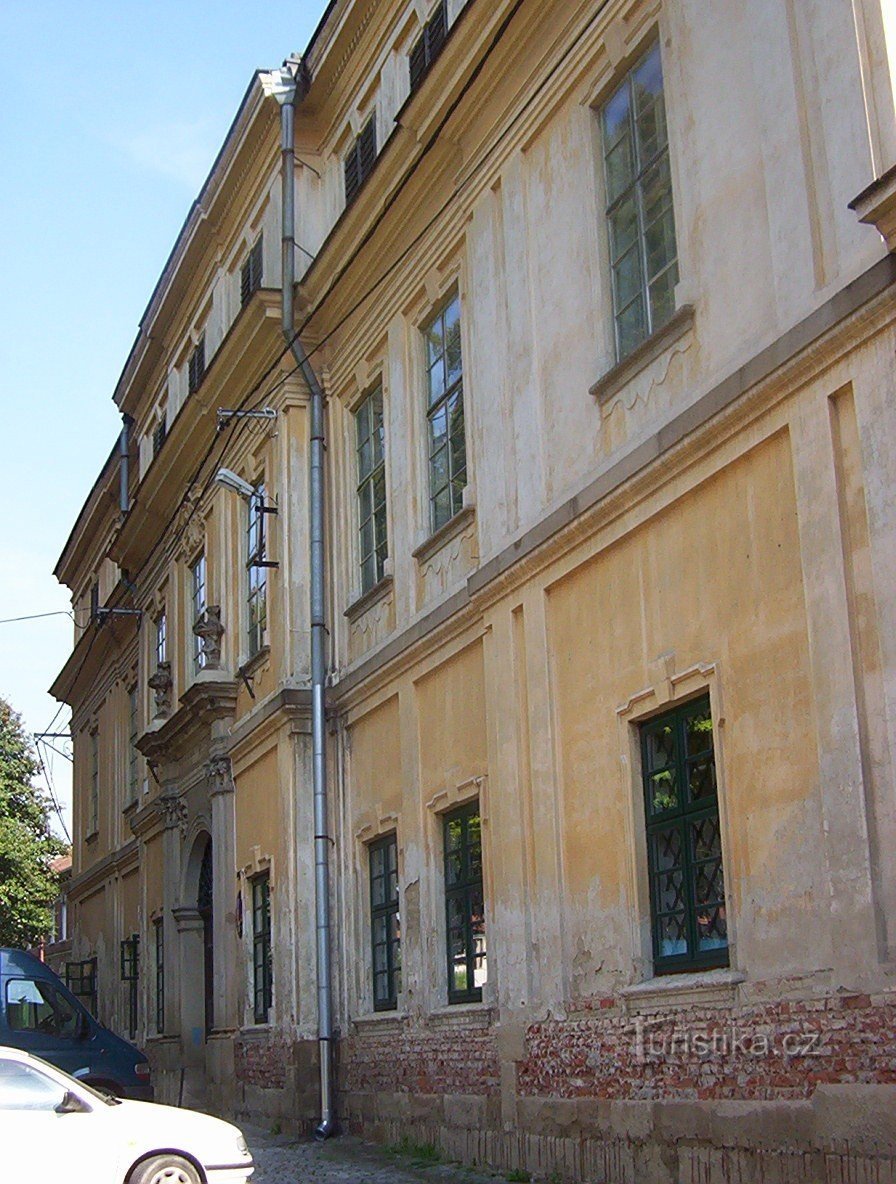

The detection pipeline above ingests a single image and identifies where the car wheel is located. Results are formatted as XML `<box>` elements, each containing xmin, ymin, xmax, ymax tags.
<box><xmin>127</xmin><ymin>1155</ymin><xmax>202</xmax><ymax>1184</ymax></box>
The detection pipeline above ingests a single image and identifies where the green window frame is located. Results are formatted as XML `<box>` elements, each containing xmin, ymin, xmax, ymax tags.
<box><xmin>65</xmin><ymin>958</ymin><xmax>97</xmax><ymax>1015</ymax></box>
<box><xmin>155</xmin><ymin>609</ymin><xmax>167</xmax><ymax>666</ymax></box>
<box><xmin>191</xmin><ymin>552</ymin><xmax>207</xmax><ymax>673</ymax></box>
<box><xmin>424</xmin><ymin>293</ymin><xmax>466</xmax><ymax>532</ymax></box>
<box><xmin>369</xmin><ymin>833</ymin><xmax>401</xmax><ymax>1011</ymax></box>
<box><xmin>600</xmin><ymin>40</ymin><xmax>678</xmax><ymax>361</ymax></box>
<box><xmin>355</xmin><ymin>386</ymin><xmax>388</xmax><ymax>594</ymax></box>
<box><xmin>154</xmin><ymin>918</ymin><xmax>165</xmax><ymax>1034</ymax></box>
<box><xmin>88</xmin><ymin>729</ymin><xmax>99</xmax><ymax>836</ymax></box>
<box><xmin>252</xmin><ymin>874</ymin><xmax>273</xmax><ymax>1024</ymax></box>
<box><xmin>641</xmin><ymin>694</ymin><xmax>728</xmax><ymax>974</ymax></box>
<box><xmin>247</xmin><ymin>485</ymin><xmax>269</xmax><ymax>658</ymax></box>
<box><xmin>127</xmin><ymin>685</ymin><xmax>139</xmax><ymax>804</ymax></box>
<box><xmin>443</xmin><ymin>801</ymin><xmax>486</xmax><ymax>1004</ymax></box>
<box><xmin>120</xmin><ymin>934</ymin><xmax>139</xmax><ymax>1039</ymax></box>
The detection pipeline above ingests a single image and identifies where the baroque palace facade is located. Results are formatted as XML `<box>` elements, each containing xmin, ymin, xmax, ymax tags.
<box><xmin>52</xmin><ymin>0</ymin><xmax>896</xmax><ymax>1178</ymax></box>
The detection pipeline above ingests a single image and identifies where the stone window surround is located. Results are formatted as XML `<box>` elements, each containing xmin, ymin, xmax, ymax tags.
<box><xmin>354</xmin><ymin>807</ymin><xmax>402</xmax><ymax>1020</ymax></box>
<box><xmin>237</xmin><ymin>849</ymin><xmax>274</xmax><ymax>1030</ymax></box>
<box><xmin>614</xmin><ymin>657</ymin><xmax>740</xmax><ymax>998</ymax></box>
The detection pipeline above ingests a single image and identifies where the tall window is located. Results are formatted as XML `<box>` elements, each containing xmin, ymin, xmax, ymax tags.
<box><xmin>127</xmin><ymin>685</ymin><xmax>139</xmax><ymax>803</ymax></box>
<box><xmin>191</xmin><ymin>553</ymin><xmax>207</xmax><ymax>673</ymax></box>
<box><xmin>154</xmin><ymin>918</ymin><xmax>165</xmax><ymax>1034</ymax></box>
<box><xmin>409</xmin><ymin>0</ymin><xmax>447</xmax><ymax>92</ymax></box>
<box><xmin>444</xmin><ymin>801</ymin><xmax>486</xmax><ymax>1003</ymax></box>
<box><xmin>355</xmin><ymin>387</ymin><xmax>387</xmax><ymax>594</ymax></box>
<box><xmin>155</xmin><ymin>609</ymin><xmax>167</xmax><ymax>667</ymax></box>
<box><xmin>152</xmin><ymin>416</ymin><xmax>167</xmax><ymax>458</ymax></box>
<box><xmin>88</xmin><ymin>729</ymin><xmax>99</xmax><ymax>835</ymax></box>
<box><xmin>120</xmin><ymin>935</ymin><xmax>139</xmax><ymax>1040</ymax></box>
<box><xmin>188</xmin><ymin>335</ymin><xmax>206</xmax><ymax>395</ymax></box>
<box><xmin>252</xmin><ymin>874</ymin><xmax>272</xmax><ymax>1024</ymax></box>
<box><xmin>65</xmin><ymin>958</ymin><xmax>97</xmax><ymax>1015</ymax></box>
<box><xmin>424</xmin><ymin>294</ymin><xmax>466</xmax><ymax>532</ymax></box>
<box><xmin>369</xmin><ymin>833</ymin><xmax>400</xmax><ymax>1011</ymax></box>
<box><xmin>600</xmin><ymin>41</ymin><xmax>678</xmax><ymax>361</ymax></box>
<box><xmin>247</xmin><ymin>486</ymin><xmax>268</xmax><ymax>658</ymax></box>
<box><xmin>344</xmin><ymin>116</ymin><xmax>377</xmax><ymax>207</ymax></box>
<box><xmin>240</xmin><ymin>237</ymin><xmax>263</xmax><ymax>307</ymax></box>
<box><xmin>641</xmin><ymin>695</ymin><xmax>727</xmax><ymax>973</ymax></box>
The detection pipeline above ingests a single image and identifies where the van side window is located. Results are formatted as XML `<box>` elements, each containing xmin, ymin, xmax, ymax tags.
<box><xmin>6</xmin><ymin>979</ymin><xmax>81</xmax><ymax>1038</ymax></box>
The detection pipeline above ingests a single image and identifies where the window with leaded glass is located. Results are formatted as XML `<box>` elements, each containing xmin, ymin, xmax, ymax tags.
<box><xmin>409</xmin><ymin>0</ymin><xmax>447</xmax><ymax>92</ymax></box>
<box><xmin>247</xmin><ymin>485</ymin><xmax>269</xmax><ymax>658</ymax></box>
<box><xmin>155</xmin><ymin>609</ymin><xmax>167</xmax><ymax>666</ymax></box>
<box><xmin>369</xmin><ymin>833</ymin><xmax>400</xmax><ymax>1011</ymax></box>
<box><xmin>600</xmin><ymin>40</ymin><xmax>678</xmax><ymax>361</ymax></box>
<box><xmin>154</xmin><ymin>917</ymin><xmax>165</xmax><ymax>1033</ymax></box>
<box><xmin>240</xmin><ymin>237</ymin><xmax>263</xmax><ymax>307</ymax></box>
<box><xmin>191</xmin><ymin>552</ymin><xmax>207</xmax><ymax>673</ymax></box>
<box><xmin>88</xmin><ymin>729</ymin><xmax>99</xmax><ymax>835</ymax></box>
<box><xmin>127</xmin><ymin>685</ymin><xmax>139</xmax><ymax>804</ymax></box>
<box><xmin>641</xmin><ymin>695</ymin><xmax>727</xmax><ymax>973</ymax></box>
<box><xmin>344</xmin><ymin>116</ymin><xmax>377</xmax><ymax>207</ymax></box>
<box><xmin>65</xmin><ymin>958</ymin><xmax>97</xmax><ymax>1015</ymax></box>
<box><xmin>355</xmin><ymin>387</ymin><xmax>388</xmax><ymax>594</ymax></box>
<box><xmin>424</xmin><ymin>294</ymin><xmax>466</xmax><ymax>532</ymax></box>
<box><xmin>443</xmin><ymin>801</ymin><xmax>486</xmax><ymax>1003</ymax></box>
<box><xmin>252</xmin><ymin>874</ymin><xmax>272</xmax><ymax>1024</ymax></box>
<box><xmin>120</xmin><ymin>934</ymin><xmax>139</xmax><ymax>1039</ymax></box>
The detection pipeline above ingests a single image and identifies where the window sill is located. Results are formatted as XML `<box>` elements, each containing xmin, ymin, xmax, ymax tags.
<box><xmin>85</xmin><ymin>831</ymin><xmax>98</xmax><ymax>844</ymax></box>
<box><xmin>590</xmin><ymin>303</ymin><xmax>695</xmax><ymax>406</ymax></box>
<box><xmin>412</xmin><ymin>505</ymin><xmax>476</xmax><ymax>566</ymax></box>
<box><xmin>237</xmin><ymin>1023</ymin><xmax>272</xmax><ymax>1039</ymax></box>
<box><xmin>351</xmin><ymin>1011</ymin><xmax>408</xmax><ymax>1033</ymax></box>
<box><xmin>344</xmin><ymin>574</ymin><xmax>394</xmax><ymax>623</ymax></box>
<box><xmin>428</xmin><ymin>1000</ymin><xmax>493</xmax><ymax>1029</ymax></box>
<box><xmin>240</xmin><ymin>644</ymin><xmax>270</xmax><ymax>679</ymax></box>
<box><xmin>620</xmin><ymin>967</ymin><xmax>745</xmax><ymax>1014</ymax></box>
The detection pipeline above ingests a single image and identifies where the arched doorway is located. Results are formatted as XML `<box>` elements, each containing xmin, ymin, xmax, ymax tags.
<box><xmin>198</xmin><ymin>840</ymin><xmax>214</xmax><ymax>1036</ymax></box>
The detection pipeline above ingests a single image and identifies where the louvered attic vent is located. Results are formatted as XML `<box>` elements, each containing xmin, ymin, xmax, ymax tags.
<box><xmin>344</xmin><ymin>117</ymin><xmax>378</xmax><ymax>207</ymax></box>
<box><xmin>188</xmin><ymin>335</ymin><xmax>206</xmax><ymax>395</ymax></box>
<box><xmin>240</xmin><ymin>237</ymin><xmax>264</xmax><ymax>308</ymax></box>
<box><xmin>409</xmin><ymin>1</ymin><xmax>447</xmax><ymax>93</ymax></box>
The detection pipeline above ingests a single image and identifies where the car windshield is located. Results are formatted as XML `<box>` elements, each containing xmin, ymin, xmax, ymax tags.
<box><xmin>0</xmin><ymin>1053</ymin><xmax>119</xmax><ymax>1108</ymax></box>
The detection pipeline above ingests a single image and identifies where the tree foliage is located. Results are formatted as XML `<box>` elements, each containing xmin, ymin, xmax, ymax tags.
<box><xmin>0</xmin><ymin>697</ymin><xmax>66</xmax><ymax>947</ymax></box>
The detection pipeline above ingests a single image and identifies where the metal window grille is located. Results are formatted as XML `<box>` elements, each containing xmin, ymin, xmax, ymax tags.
<box><xmin>188</xmin><ymin>335</ymin><xmax>206</xmax><ymax>395</ymax></box>
<box><xmin>65</xmin><ymin>958</ymin><xmax>97</xmax><ymax>1015</ymax></box>
<box><xmin>191</xmin><ymin>553</ymin><xmax>207</xmax><ymax>673</ymax></box>
<box><xmin>240</xmin><ymin>237</ymin><xmax>263</xmax><ymax>307</ymax></box>
<box><xmin>443</xmin><ymin>801</ymin><xmax>486</xmax><ymax>1003</ymax></box>
<box><xmin>641</xmin><ymin>695</ymin><xmax>728</xmax><ymax>973</ymax></box>
<box><xmin>247</xmin><ymin>486</ymin><xmax>268</xmax><ymax>658</ymax></box>
<box><xmin>252</xmin><ymin>875</ymin><xmax>273</xmax><ymax>1024</ymax></box>
<box><xmin>601</xmin><ymin>41</ymin><xmax>678</xmax><ymax>361</ymax></box>
<box><xmin>369</xmin><ymin>833</ymin><xmax>401</xmax><ymax>1010</ymax></box>
<box><xmin>355</xmin><ymin>387</ymin><xmax>388</xmax><ymax>594</ymax></box>
<box><xmin>409</xmin><ymin>0</ymin><xmax>447</xmax><ymax>92</ymax></box>
<box><xmin>424</xmin><ymin>294</ymin><xmax>466</xmax><ymax>532</ymax></box>
<box><xmin>154</xmin><ymin>918</ymin><xmax>165</xmax><ymax>1034</ymax></box>
<box><xmin>127</xmin><ymin>686</ymin><xmax>139</xmax><ymax>803</ymax></box>
<box><xmin>120</xmin><ymin>935</ymin><xmax>139</xmax><ymax>1039</ymax></box>
<box><xmin>344</xmin><ymin>116</ymin><xmax>377</xmax><ymax>207</ymax></box>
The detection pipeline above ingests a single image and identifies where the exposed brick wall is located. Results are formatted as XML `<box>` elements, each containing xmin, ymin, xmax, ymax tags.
<box><xmin>518</xmin><ymin>993</ymin><xmax>896</xmax><ymax>1101</ymax></box>
<box><xmin>234</xmin><ymin>1034</ymin><xmax>289</xmax><ymax>1089</ymax></box>
<box><xmin>342</xmin><ymin>1024</ymin><xmax>501</xmax><ymax>1096</ymax></box>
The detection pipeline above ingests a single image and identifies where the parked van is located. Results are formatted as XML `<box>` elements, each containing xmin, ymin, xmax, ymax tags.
<box><xmin>0</xmin><ymin>948</ymin><xmax>152</xmax><ymax>1100</ymax></box>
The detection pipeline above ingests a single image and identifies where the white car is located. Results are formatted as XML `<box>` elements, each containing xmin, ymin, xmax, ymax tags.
<box><xmin>0</xmin><ymin>1044</ymin><xmax>254</xmax><ymax>1183</ymax></box>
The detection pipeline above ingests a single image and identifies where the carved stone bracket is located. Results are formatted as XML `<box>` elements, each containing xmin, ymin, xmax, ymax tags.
<box><xmin>194</xmin><ymin>606</ymin><xmax>225</xmax><ymax>670</ymax></box>
<box><xmin>148</xmin><ymin>661</ymin><xmax>173</xmax><ymax>718</ymax></box>
<box><xmin>159</xmin><ymin>793</ymin><xmax>188</xmax><ymax>836</ymax></box>
<box><xmin>206</xmin><ymin>754</ymin><xmax>235</xmax><ymax>798</ymax></box>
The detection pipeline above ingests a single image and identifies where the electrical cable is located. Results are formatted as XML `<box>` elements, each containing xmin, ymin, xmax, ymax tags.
<box><xmin>0</xmin><ymin>610</ymin><xmax>73</xmax><ymax>626</ymax></box>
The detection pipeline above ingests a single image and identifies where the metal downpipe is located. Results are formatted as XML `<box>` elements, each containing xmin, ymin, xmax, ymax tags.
<box><xmin>275</xmin><ymin>70</ymin><xmax>335</xmax><ymax>1141</ymax></box>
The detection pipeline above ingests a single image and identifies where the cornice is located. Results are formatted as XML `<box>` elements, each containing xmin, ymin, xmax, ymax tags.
<box><xmin>137</xmin><ymin>678</ymin><xmax>240</xmax><ymax>765</ymax></box>
<box><xmin>67</xmin><ymin>839</ymin><xmax>139</xmax><ymax>902</ymax></box>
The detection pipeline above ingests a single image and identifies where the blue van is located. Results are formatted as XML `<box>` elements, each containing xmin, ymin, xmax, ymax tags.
<box><xmin>0</xmin><ymin>947</ymin><xmax>152</xmax><ymax>1100</ymax></box>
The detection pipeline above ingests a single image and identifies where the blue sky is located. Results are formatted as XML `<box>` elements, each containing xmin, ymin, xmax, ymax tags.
<box><xmin>0</xmin><ymin>0</ymin><xmax>325</xmax><ymax>836</ymax></box>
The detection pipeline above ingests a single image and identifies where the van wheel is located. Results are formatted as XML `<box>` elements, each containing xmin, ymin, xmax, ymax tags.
<box><xmin>127</xmin><ymin>1155</ymin><xmax>201</xmax><ymax>1184</ymax></box>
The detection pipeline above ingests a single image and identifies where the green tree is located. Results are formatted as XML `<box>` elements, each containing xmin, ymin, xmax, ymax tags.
<box><xmin>0</xmin><ymin>697</ymin><xmax>65</xmax><ymax>946</ymax></box>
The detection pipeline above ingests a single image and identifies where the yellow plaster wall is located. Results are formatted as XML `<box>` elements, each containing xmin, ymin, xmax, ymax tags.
<box><xmin>143</xmin><ymin>832</ymin><xmax>164</xmax><ymax>917</ymax></box>
<box><xmin>416</xmin><ymin>640</ymin><xmax>487</xmax><ymax>799</ymax></box>
<box><xmin>545</xmin><ymin>431</ymin><xmax>821</xmax><ymax>973</ymax></box>
<box><xmin>120</xmin><ymin>869</ymin><xmax>140</xmax><ymax>933</ymax></box>
<box><xmin>235</xmin><ymin>746</ymin><xmax>281</xmax><ymax>870</ymax></box>
<box><xmin>348</xmin><ymin>695</ymin><xmax>402</xmax><ymax>820</ymax></box>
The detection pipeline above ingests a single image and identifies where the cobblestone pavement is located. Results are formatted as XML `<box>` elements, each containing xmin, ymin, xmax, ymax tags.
<box><xmin>245</xmin><ymin>1125</ymin><xmax>502</xmax><ymax>1184</ymax></box>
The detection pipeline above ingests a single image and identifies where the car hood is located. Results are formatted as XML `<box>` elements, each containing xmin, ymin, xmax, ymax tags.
<box><xmin>103</xmin><ymin>1098</ymin><xmax>250</xmax><ymax>1165</ymax></box>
